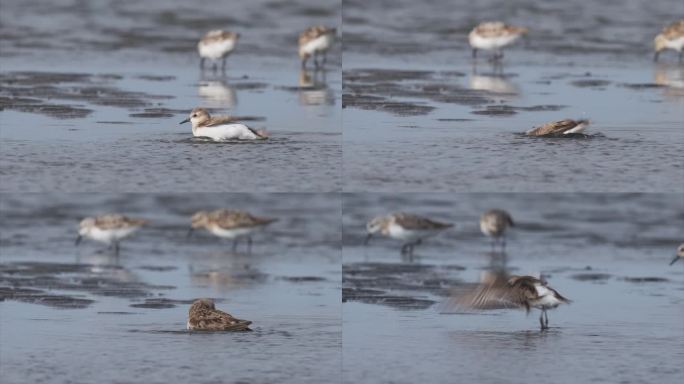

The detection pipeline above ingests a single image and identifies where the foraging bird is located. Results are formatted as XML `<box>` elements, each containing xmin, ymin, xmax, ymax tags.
<box><xmin>526</xmin><ymin>119</ymin><xmax>590</xmax><ymax>137</ymax></box>
<box><xmin>480</xmin><ymin>209</ymin><xmax>514</xmax><ymax>250</ymax></box>
<box><xmin>469</xmin><ymin>21</ymin><xmax>528</xmax><ymax>61</ymax></box>
<box><xmin>187</xmin><ymin>298</ymin><xmax>252</xmax><ymax>331</ymax></box>
<box><xmin>75</xmin><ymin>214</ymin><xmax>148</xmax><ymax>255</ymax></box>
<box><xmin>299</xmin><ymin>26</ymin><xmax>336</xmax><ymax>69</ymax></box>
<box><xmin>179</xmin><ymin>107</ymin><xmax>268</xmax><ymax>141</ymax></box>
<box><xmin>669</xmin><ymin>243</ymin><xmax>684</xmax><ymax>265</ymax></box>
<box><xmin>198</xmin><ymin>30</ymin><xmax>240</xmax><ymax>70</ymax></box>
<box><xmin>446</xmin><ymin>272</ymin><xmax>571</xmax><ymax>330</ymax></box>
<box><xmin>365</xmin><ymin>212</ymin><xmax>453</xmax><ymax>256</ymax></box>
<box><xmin>188</xmin><ymin>209</ymin><xmax>278</xmax><ymax>252</ymax></box>
<box><xmin>653</xmin><ymin>20</ymin><xmax>684</xmax><ymax>62</ymax></box>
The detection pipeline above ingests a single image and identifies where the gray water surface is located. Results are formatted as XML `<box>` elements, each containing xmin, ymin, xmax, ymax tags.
<box><xmin>0</xmin><ymin>193</ymin><xmax>342</xmax><ymax>384</ymax></box>
<box><xmin>342</xmin><ymin>193</ymin><xmax>684</xmax><ymax>384</ymax></box>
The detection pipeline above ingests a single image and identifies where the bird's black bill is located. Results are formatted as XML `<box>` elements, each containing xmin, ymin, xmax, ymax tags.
<box><xmin>669</xmin><ymin>255</ymin><xmax>680</xmax><ymax>266</ymax></box>
<box><xmin>179</xmin><ymin>118</ymin><xmax>190</xmax><ymax>124</ymax></box>
<box><xmin>363</xmin><ymin>233</ymin><xmax>373</xmax><ymax>246</ymax></box>
<box><xmin>74</xmin><ymin>235</ymin><xmax>82</xmax><ymax>246</ymax></box>
<box><xmin>186</xmin><ymin>227</ymin><xmax>194</xmax><ymax>238</ymax></box>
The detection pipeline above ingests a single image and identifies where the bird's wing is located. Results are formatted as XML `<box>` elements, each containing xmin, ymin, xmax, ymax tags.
<box><xmin>394</xmin><ymin>213</ymin><xmax>453</xmax><ymax>230</ymax></box>
<box><xmin>189</xmin><ymin>309</ymin><xmax>252</xmax><ymax>331</ymax></box>
<box><xmin>528</xmin><ymin>119</ymin><xmax>578</xmax><ymax>136</ymax></box>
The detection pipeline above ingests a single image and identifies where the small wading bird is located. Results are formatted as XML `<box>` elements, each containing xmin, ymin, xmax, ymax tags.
<box><xmin>299</xmin><ymin>26</ymin><xmax>336</xmax><ymax>69</ymax></box>
<box><xmin>188</xmin><ymin>209</ymin><xmax>278</xmax><ymax>252</ymax></box>
<box><xmin>446</xmin><ymin>272</ymin><xmax>571</xmax><ymax>330</ymax></box>
<box><xmin>480</xmin><ymin>209</ymin><xmax>514</xmax><ymax>250</ymax></box>
<box><xmin>187</xmin><ymin>298</ymin><xmax>252</xmax><ymax>331</ymax></box>
<box><xmin>198</xmin><ymin>30</ymin><xmax>240</xmax><ymax>70</ymax></box>
<box><xmin>364</xmin><ymin>212</ymin><xmax>453</xmax><ymax>256</ymax></box>
<box><xmin>670</xmin><ymin>243</ymin><xmax>684</xmax><ymax>265</ymax></box>
<box><xmin>179</xmin><ymin>107</ymin><xmax>268</xmax><ymax>141</ymax></box>
<box><xmin>525</xmin><ymin>119</ymin><xmax>590</xmax><ymax>137</ymax></box>
<box><xmin>75</xmin><ymin>214</ymin><xmax>148</xmax><ymax>255</ymax></box>
<box><xmin>469</xmin><ymin>21</ymin><xmax>528</xmax><ymax>61</ymax></box>
<box><xmin>654</xmin><ymin>20</ymin><xmax>684</xmax><ymax>62</ymax></box>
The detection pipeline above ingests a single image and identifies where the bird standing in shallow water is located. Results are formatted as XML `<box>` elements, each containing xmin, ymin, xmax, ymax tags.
<box><xmin>299</xmin><ymin>26</ymin><xmax>336</xmax><ymax>69</ymax></box>
<box><xmin>480</xmin><ymin>209</ymin><xmax>514</xmax><ymax>251</ymax></box>
<box><xmin>188</xmin><ymin>209</ymin><xmax>278</xmax><ymax>252</ymax></box>
<box><xmin>198</xmin><ymin>30</ymin><xmax>240</xmax><ymax>70</ymax></box>
<box><xmin>187</xmin><ymin>298</ymin><xmax>252</xmax><ymax>331</ymax></box>
<box><xmin>75</xmin><ymin>214</ymin><xmax>148</xmax><ymax>255</ymax></box>
<box><xmin>469</xmin><ymin>21</ymin><xmax>528</xmax><ymax>61</ymax></box>
<box><xmin>653</xmin><ymin>20</ymin><xmax>684</xmax><ymax>62</ymax></box>
<box><xmin>364</xmin><ymin>212</ymin><xmax>453</xmax><ymax>256</ymax></box>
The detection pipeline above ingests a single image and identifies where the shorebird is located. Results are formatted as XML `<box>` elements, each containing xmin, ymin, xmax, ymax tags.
<box><xmin>670</xmin><ymin>243</ymin><xmax>684</xmax><ymax>265</ymax></box>
<box><xmin>364</xmin><ymin>212</ymin><xmax>453</xmax><ymax>256</ymax></box>
<box><xmin>187</xmin><ymin>298</ymin><xmax>252</xmax><ymax>331</ymax></box>
<box><xmin>188</xmin><ymin>209</ymin><xmax>278</xmax><ymax>252</ymax></box>
<box><xmin>75</xmin><ymin>214</ymin><xmax>148</xmax><ymax>254</ymax></box>
<box><xmin>299</xmin><ymin>26</ymin><xmax>336</xmax><ymax>69</ymax></box>
<box><xmin>654</xmin><ymin>20</ymin><xmax>684</xmax><ymax>62</ymax></box>
<box><xmin>525</xmin><ymin>119</ymin><xmax>590</xmax><ymax>137</ymax></box>
<box><xmin>480</xmin><ymin>209</ymin><xmax>514</xmax><ymax>250</ymax></box>
<box><xmin>446</xmin><ymin>272</ymin><xmax>570</xmax><ymax>330</ymax></box>
<box><xmin>469</xmin><ymin>21</ymin><xmax>528</xmax><ymax>61</ymax></box>
<box><xmin>198</xmin><ymin>30</ymin><xmax>240</xmax><ymax>70</ymax></box>
<box><xmin>179</xmin><ymin>107</ymin><xmax>268</xmax><ymax>141</ymax></box>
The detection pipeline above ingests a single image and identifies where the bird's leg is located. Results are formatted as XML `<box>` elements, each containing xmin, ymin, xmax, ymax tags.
<box><xmin>654</xmin><ymin>51</ymin><xmax>660</xmax><ymax>62</ymax></box>
<box><xmin>544</xmin><ymin>310</ymin><xmax>549</xmax><ymax>328</ymax></box>
<box><xmin>212</xmin><ymin>61</ymin><xmax>218</xmax><ymax>72</ymax></box>
<box><xmin>539</xmin><ymin>311</ymin><xmax>545</xmax><ymax>330</ymax></box>
<box><xmin>200</xmin><ymin>57</ymin><xmax>205</xmax><ymax>69</ymax></box>
<box><xmin>400</xmin><ymin>243</ymin><xmax>409</xmax><ymax>255</ymax></box>
<box><xmin>221</xmin><ymin>57</ymin><xmax>227</xmax><ymax>71</ymax></box>
<box><xmin>472</xmin><ymin>48</ymin><xmax>478</xmax><ymax>59</ymax></box>
<box><xmin>322</xmin><ymin>51</ymin><xmax>327</xmax><ymax>66</ymax></box>
<box><xmin>502</xmin><ymin>235</ymin><xmax>507</xmax><ymax>251</ymax></box>
<box><xmin>247</xmin><ymin>236</ymin><xmax>253</xmax><ymax>253</ymax></box>
<box><xmin>314</xmin><ymin>52</ymin><xmax>320</xmax><ymax>69</ymax></box>
<box><xmin>232</xmin><ymin>238</ymin><xmax>238</xmax><ymax>252</ymax></box>
<box><xmin>113</xmin><ymin>241</ymin><xmax>120</xmax><ymax>256</ymax></box>
<box><xmin>679</xmin><ymin>50</ymin><xmax>683</xmax><ymax>63</ymax></box>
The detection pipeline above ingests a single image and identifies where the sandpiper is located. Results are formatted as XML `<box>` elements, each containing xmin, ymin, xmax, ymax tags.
<box><xmin>469</xmin><ymin>21</ymin><xmax>528</xmax><ymax>60</ymax></box>
<box><xmin>364</xmin><ymin>212</ymin><xmax>453</xmax><ymax>256</ymax></box>
<box><xmin>198</xmin><ymin>30</ymin><xmax>240</xmax><ymax>70</ymax></box>
<box><xmin>525</xmin><ymin>119</ymin><xmax>590</xmax><ymax>137</ymax></box>
<box><xmin>448</xmin><ymin>272</ymin><xmax>570</xmax><ymax>330</ymax></box>
<box><xmin>187</xmin><ymin>298</ymin><xmax>252</xmax><ymax>331</ymax></box>
<box><xmin>654</xmin><ymin>20</ymin><xmax>684</xmax><ymax>62</ymax></box>
<box><xmin>75</xmin><ymin>214</ymin><xmax>148</xmax><ymax>254</ymax></box>
<box><xmin>179</xmin><ymin>107</ymin><xmax>268</xmax><ymax>141</ymax></box>
<box><xmin>188</xmin><ymin>209</ymin><xmax>278</xmax><ymax>252</ymax></box>
<box><xmin>480</xmin><ymin>209</ymin><xmax>514</xmax><ymax>250</ymax></box>
<box><xmin>299</xmin><ymin>26</ymin><xmax>336</xmax><ymax>69</ymax></box>
<box><xmin>670</xmin><ymin>243</ymin><xmax>684</xmax><ymax>265</ymax></box>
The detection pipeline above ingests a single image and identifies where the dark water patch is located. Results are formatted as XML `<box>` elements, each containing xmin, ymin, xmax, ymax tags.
<box><xmin>137</xmin><ymin>265</ymin><xmax>178</xmax><ymax>272</ymax></box>
<box><xmin>97</xmin><ymin>311</ymin><xmax>138</xmax><ymax>315</ymax></box>
<box><xmin>620</xmin><ymin>83</ymin><xmax>665</xmax><ymax>90</ymax></box>
<box><xmin>570</xmin><ymin>79</ymin><xmax>612</xmax><ymax>88</ymax></box>
<box><xmin>129</xmin><ymin>108</ymin><xmax>187</xmax><ymax>118</ymax></box>
<box><xmin>1</xmin><ymin>286</ymin><xmax>95</xmax><ymax>308</ymax></box>
<box><xmin>130</xmin><ymin>298</ymin><xmax>195</xmax><ymax>309</ymax></box>
<box><xmin>279</xmin><ymin>276</ymin><xmax>327</xmax><ymax>283</ymax></box>
<box><xmin>135</xmin><ymin>75</ymin><xmax>176</xmax><ymax>82</ymax></box>
<box><xmin>231</xmin><ymin>82</ymin><xmax>269</xmax><ymax>91</ymax></box>
<box><xmin>571</xmin><ymin>273</ymin><xmax>612</xmax><ymax>282</ymax></box>
<box><xmin>342</xmin><ymin>94</ymin><xmax>435</xmax><ymax>116</ymax></box>
<box><xmin>96</xmin><ymin>121</ymin><xmax>133</xmax><ymax>125</ymax></box>
<box><xmin>0</xmin><ymin>96</ymin><xmax>93</xmax><ymax>118</ymax></box>
<box><xmin>471</xmin><ymin>105</ymin><xmax>517</xmax><ymax>116</ymax></box>
<box><xmin>621</xmin><ymin>276</ymin><xmax>669</xmax><ymax>283</ymax></box>
<box><xmin>437</xmin><ymin>118</ymin><xmax>474</xmax><ymax>122</ymax></box>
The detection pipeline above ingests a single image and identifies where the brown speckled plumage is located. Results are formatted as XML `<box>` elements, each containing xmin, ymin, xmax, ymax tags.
<box><xmin>187</xmin><ymin>299</ymin><xmax>252</xmax><ymax>331</ymax></box>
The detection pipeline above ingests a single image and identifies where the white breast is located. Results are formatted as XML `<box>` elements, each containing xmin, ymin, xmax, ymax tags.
<box><xmin>665</xmin><ymin>36</ymin><xmax>684</xmax><ymax>51</ymax></box>
<box><xmin>530</xmin><ymin>284</ymin><xmax>562</xmax><ymax>309</ymax></box>
<box><xmin>87</xmin><ymin>227</ymin><xmax>138</xmax><ymax>244</ymax></box>
<box><xmin>469</xmin><ymin>33</ymin><xmax>521</xmax><ymax>50</ymax></box>
<box><xmin>209</xmin><ymin>226</ymin><xmax>258</xmax><ymax>239</ymax></box>
<box><xmin>563</xmin><ymin>123</ymin><xmax>586</xmax><ymax>134</ymax></box>
<box><xmin>301</xmin><ymin>35</ymin><xmax>333</xmax><ymax>55</ymax></box>
<box><xmin>386</xmin><ymin>223</ymin><xmax>436</xmax><ymax>242</ymax></box>
<box><xmin>198</xmin><ymin>39</ymin><xmax>236</xmax><ymax>59</ymax></box>
<box><xmin>194</xmin><ymin>124</ymin><xmax>260</xmax><ymax>141</ymax></box>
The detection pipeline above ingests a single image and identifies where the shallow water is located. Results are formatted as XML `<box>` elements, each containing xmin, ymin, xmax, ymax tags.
<box><xmin>0</xmin><ymin>193</ymin><xmax>341</xmax><ymax>383</ymax></box>
<box><xmin>342</xmin><ymin>0</ymin><xmax>684</xmax><ymax>192</ymax></box>
<box><xmin>0</xmin><ymin>0</ymin><xmax>342</xmax><ymax>192</ymax></box>
<box><xmin>342</xmin><ymin>193</ymin><xmax>684</xmax><ymax>384</ymax></box>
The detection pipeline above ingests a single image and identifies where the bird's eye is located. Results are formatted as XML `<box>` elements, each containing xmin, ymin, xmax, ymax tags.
<box><xmin>192</xmin><ymin>114</ymin><xmax>197</xmax><ymax>117</ymax></box>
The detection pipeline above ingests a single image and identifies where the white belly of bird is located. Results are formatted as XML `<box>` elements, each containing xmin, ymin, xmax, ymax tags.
<box><xmin>563</xmin><ymin>123</ymin><xmax>586</xmax><ymax>134</ymax></box>
<box><xmin>387</xmin><ymin>223</ymin><xmax>436</xmax><ymax>242</ymax></box>
<box><xmin>530</xmin><ymin>284</ymin><xmax>562</xmax><ymax>309</ymax></box>
<box><xmin>302</xmin><ymin>35</ymin><xmax>332</xmax><ymax>55</ymax></box>
<box><xmin>665</xmin><ymin>36</ymin><xmax>684</xmax><ymax>51</ymax></box>
<box><xmin>198</xmin><ymin>39</ymin><xmax>236</xmax><ymax>59</ymax></box>
<box><xmin>193</xmin><ymin>124</ymin><xmax>259</xmax><ymax>141</ymax></box>
<box><xmin>88</xmin><ymin>227</ymin><xmax>138</xmax><ymax>244</ymax></box>
<box><xmin>209</xmin><ymin>226</ymin><xmax>258</xmax><ymax>239</ymax></box>
<box><xmin>469</xmin><ymin>33</ymin><xmax>520</xmax><ymax>50</ymax></box>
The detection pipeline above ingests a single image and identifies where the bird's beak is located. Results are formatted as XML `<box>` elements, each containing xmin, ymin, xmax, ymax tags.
<box><xmin>179</xmin><ymin>118</ymin><xmax>190</xmax><ymax>125</ymax></box>
<box><xmin>669</xmin><ymin>255</ymin><xmax>680</xmax><ymax>266</ymax></box>
<box><xmin>187</xmin><ymin>227</ymin><xmax>194</xmax><ymax>238</ymax></box>
<box><xmin>363</xmin><ymin>233</ymin><xmax>373</xmax><ymax>246</ymax></box>
<box><xmin>75</xmin><ymin>235</ymin><xmax>82</xmax><ymax>246</ymax></box>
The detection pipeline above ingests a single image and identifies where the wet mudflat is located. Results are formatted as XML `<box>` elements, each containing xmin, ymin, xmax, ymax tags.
<box><xmin>0</xmin><ymin>0</ymin><xmax>341</xmax><ymax>192</ymax></box>
<box><xmin>342</xmin><ymin>0</ymin><xmax>684</xmax><ymax>192</ymax></box>
<box><xmin>342</xmin><ymin>193</ymin><xmax>684</xmax><ymax>384</ymax></box>
<box><xmin>0</xmin><ymin>193</ymin><xmax>341</xmax><ymax>384</ymax></box>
